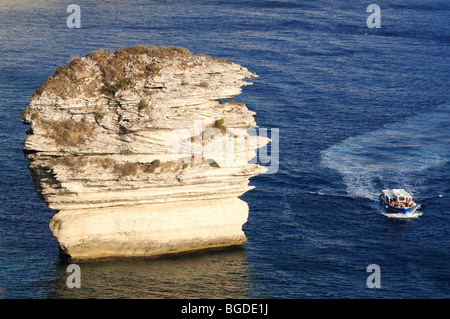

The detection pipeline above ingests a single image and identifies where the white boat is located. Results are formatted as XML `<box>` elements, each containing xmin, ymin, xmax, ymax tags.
<box><xmin>379</xmin><ymin>189</ymin><xmax>421</xmax><ymax>217</ymax></box>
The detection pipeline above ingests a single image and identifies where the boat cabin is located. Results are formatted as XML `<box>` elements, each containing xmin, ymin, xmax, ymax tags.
<box><xmin>380</xmin><ymin>189</ymin><xmax>414</xmax><ymax>207</ymax></box>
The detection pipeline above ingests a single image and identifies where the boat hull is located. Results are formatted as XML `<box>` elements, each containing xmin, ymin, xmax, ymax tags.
<box><xmin>383</xmin><ymin>205</ymin><xmax>414</xmax><ymax>214</ymax></box>
<box><xmin>379</xmin><ymin>196</ymin><xmax>415</xmax><ymax>215</ymax></box>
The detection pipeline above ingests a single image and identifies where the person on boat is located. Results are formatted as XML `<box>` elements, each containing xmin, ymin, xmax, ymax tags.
<box><xmin>390</xmin><ymin>199</ymin><xmax>394</xmax><ymax>207</ymax></box>
<box><xmin>391</xmin><ymin>198</ymin><xmax>397</xmax><ymax>207</ymax></box>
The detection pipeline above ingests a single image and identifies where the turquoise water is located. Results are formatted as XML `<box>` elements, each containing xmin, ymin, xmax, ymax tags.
<box><xmin>0</xmin><ymin>0</ymin><xmax>449</xmax><ymax>298</ymax></box>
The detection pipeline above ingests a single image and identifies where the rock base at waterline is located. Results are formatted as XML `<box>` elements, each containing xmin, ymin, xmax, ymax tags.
<box><xmin>49</xmin><ymin>198</ymin><xmax>249</xmax><ymax>259</ymax></box>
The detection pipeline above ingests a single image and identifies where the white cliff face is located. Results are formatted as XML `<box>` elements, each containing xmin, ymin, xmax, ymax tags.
<box><xmin>49</xmin><ymin>198</ymin><xmax>250</xmax><ymax>258</ymax></box>
<box><xmin>22</xmin><ymin>45</ymin><xmax>267</xmax><ymax>259</ymax></box>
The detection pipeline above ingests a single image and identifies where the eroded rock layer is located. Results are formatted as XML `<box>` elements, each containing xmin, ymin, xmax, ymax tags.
<box><xmin>22</xmin><ymin>45</ymin><xmax>266</xmax><ymax>258</ymax></box>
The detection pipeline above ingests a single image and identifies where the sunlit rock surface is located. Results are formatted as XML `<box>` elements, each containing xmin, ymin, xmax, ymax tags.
<box><xmin>22</xmin><ymin>45</ymin><xmax>267</xmax><ymax>258</ymax></box>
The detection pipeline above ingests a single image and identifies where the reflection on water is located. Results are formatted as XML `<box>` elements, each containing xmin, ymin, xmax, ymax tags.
<box><xmin>49</xmin><ymin>246</ymin><xmax>263</xmax><ymax>299</ymax></box>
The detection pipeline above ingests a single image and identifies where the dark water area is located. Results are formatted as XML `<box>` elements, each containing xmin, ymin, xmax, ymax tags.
<box><xmin>0</xmin><ymin>0</ymin><xmax>449</xmax><ymax>298</ymax></box>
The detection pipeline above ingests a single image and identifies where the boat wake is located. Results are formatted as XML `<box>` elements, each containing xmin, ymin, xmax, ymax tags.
<box><xmin>381</xmin><ymin>204</ymin><xmax>422</xmax><ymax>219</ymax></box>
<box><xmin>381</xmin><ymin>211</ymin><xmax>423</xmax><ymax>219</ymax></box>
<box><xmin>321</xmin><ymin>104</ymin><xmax>450</xmax><ymax>203</ymax></box>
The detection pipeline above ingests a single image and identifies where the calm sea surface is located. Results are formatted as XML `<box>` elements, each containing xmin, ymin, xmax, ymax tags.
<box><xmin>0</xmin><ymin>0</ymin><xmax>449</xmax><ymax>298</ymax></box>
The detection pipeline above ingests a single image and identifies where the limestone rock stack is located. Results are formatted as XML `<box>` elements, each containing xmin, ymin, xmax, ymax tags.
<box><xmin>22</xmin><ymin>45</ymin><xmax>267</xmax><ymax>259</ymax></box>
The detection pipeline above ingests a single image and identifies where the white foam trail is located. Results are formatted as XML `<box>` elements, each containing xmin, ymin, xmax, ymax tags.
<box><xmin>381</xmin><ymin>212</ymin><xmax>423</xmax><ymax>219</ymax></box>
<box><xmin>321</xmin><ymin>104</ymin><xmax>450</xmax><ymax>200</ymax></box>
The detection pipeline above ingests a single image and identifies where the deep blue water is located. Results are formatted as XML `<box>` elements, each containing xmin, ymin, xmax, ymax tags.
<box><xmin>0</xmin><ymin>0</ymin><xmax>449</xmax><ymax>298</ymax></box>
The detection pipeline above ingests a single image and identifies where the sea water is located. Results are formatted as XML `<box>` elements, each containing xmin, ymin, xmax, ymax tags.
<box><xmin>0</xmin><ymin>0</ymin><xmax>449</xmax><ymax>298</ymax></box>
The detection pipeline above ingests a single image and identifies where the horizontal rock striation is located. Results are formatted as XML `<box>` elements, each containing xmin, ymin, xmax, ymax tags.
<box><xmin>22</xmin><ymin>45</ymin><xmax>267</xmax><ymax>259</ymax></box>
